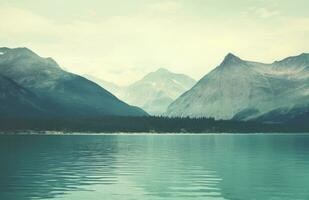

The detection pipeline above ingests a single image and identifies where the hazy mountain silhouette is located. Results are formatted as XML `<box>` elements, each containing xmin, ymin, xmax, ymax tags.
<box><xmin>0</xmin><ymin>47</ymin><xmax>147</xmax><ymax>117</ymax></box>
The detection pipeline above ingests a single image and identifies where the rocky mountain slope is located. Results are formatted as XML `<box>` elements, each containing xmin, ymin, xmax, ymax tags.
<box><xmin>166</xmin><ymin>53</ymin><xmax>309</xmax><ymax>123</ymax></box>
<box><xmin>0</xmin><ymin>47</ymin><xmax>147</xmax><ymax>117</ymax></box>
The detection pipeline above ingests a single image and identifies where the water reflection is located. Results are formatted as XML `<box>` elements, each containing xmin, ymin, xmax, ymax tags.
<box><xmin>0</xmin><ymin>134</ymin><xmax>309</xmax><ymax>200</ymax></box>
<box><xmin>0</xmin><ymin>136</ymin><xmax>120</xmax><ymax>199</ymax></box>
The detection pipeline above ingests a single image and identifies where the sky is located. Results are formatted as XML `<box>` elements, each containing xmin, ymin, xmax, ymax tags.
<box><xmin>1</xmin><ymin>0</ymin><xmax>309</xmax><ymax>85</ymax></box>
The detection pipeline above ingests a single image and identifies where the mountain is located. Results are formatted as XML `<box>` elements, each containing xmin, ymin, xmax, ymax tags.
<box><xmin>116</xmin><ymin>68</ymin><xmax>196</xmax><ymax>115</ymax></box>
<box><xmin>166</xmin><ymin>53</ymin><xmax>309</xmax><ymax>123</ymax></box>
<box><xmin>83</xmin><ymin>74</ymin><xmax>121</xmax><ymax>95</ymax></box>
<box><xmin>84</xmin><ymin>68</ymin><xmax>196</xmax><ymax>115</ymax></box>
<box><xmin>0</xmin><ymin>47</ymin><xmax>147</xmax><ymax>117</ymax></box>
<box><xmin>0</xmin><ymin>75</ymin><xmax>48</xmax><ymax>117</ymax></box>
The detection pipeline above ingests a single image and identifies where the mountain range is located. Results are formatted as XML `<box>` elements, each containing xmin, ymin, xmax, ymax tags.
<box><xmin>0</xmin><ymin>47</ymin><xmax>147</xmax><ymax>118</ymax></box>
<box><xmin>1</xmin><ymin>46</ymin><xmax>308</xmax><ymax>124</ymax></box>
<box><xmin>166</xmin><ymin>53</ymin><xmax>309</xmax><ymax>123</ymax></box>
<box><xmin>85</xmin><ymin>68</ymin><xmax>196</xmax><ymax>115</ymax></box>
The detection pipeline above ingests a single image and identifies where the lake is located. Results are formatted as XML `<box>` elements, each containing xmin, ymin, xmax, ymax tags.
<box><xmin>1</xmin><ymin>134</ymin><xmax>309</xmax><ymax>200</ymax></box>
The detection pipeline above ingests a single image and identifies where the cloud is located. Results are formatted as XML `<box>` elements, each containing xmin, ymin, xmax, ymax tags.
<box><xmin>148</xmin><ymin>1</ymin><xmax>181</xmax><ymax>13</ymax></box>
<box><xmin>243</xmin><ymin>6</ymin><xmax>281</xmax><ymax>19</ymax></box>
<box><xmin>255</xmin><ymin>7</ymin><xmax>280</xmax><ymax>18</ymax></box>
<box><xmin>0</xmin><ymin>3</ymin><xmax>308</xmax><ymax>85</ymax></box>
<box><xmin>0</xmin><ymin>6</ymin><xmax>54</xmax><ymax>35</ymax></box>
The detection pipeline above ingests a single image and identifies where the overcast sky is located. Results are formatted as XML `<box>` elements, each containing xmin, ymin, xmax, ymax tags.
<box><xmin>1</xmin><ymin>0</ymin><xmax>309</xmax><ymax>85</ymax></box>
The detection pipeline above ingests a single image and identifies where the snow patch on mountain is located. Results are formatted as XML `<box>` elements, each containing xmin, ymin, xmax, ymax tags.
<box><xmin>115</xmin><ymin>68</ymin><xmax>196</xmax><ymax>115</ymax></box>
<box><xmin>86</xmin><ymin>68</ymin><xmax>196</xmax><ymax>115</ymax></box>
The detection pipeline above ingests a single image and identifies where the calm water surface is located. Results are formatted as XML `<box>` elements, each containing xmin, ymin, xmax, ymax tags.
<box><xmin>1</xmin><ymin>134</ymin><xmax>309</xmax><ymax>200</ymax></box>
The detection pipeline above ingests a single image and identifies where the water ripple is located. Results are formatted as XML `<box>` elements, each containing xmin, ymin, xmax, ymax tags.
<box><xmin>1</xmin><ymin>134</ymin><xmax>309</xmax><ymax>200</ymax></box>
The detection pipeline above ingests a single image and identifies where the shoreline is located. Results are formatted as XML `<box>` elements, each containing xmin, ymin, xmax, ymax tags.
<box><xmin>1</xmin><ymin>131</ymin><xmax>309</xmax><ymax>135</ymax></box>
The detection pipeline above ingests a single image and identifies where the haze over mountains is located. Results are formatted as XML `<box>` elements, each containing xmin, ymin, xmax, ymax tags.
<box><xmin>83</xmin><ymin>74</ymin><xmax>121</xmax><ymax>94</ymax></box>
<box><xmin>1</xmin><ymin>46</ymin><xmax>308</xmax><ymax>124</ymax></box>
<box><xmin>85</xmin><ymin>68</ymin><xmax>196</xmax><ymax>115</ymax></box>
<box><xmin>166</xmin><ymin>53</ymin><xmax>309</xmax><ymax>123</ymax></box>
<box><xmin>0</xmin><ymin>47</ymin><xmax>147</xmax><ymax>117</ymax></box>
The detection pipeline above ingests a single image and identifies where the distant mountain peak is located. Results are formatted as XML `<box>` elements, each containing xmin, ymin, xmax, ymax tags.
<box><xmin>119</xmin><ymin>68</ymin><xmax>196</xmax><ymax>115</ymax></box>
<box><xmin>0</xmin><ymin>47</ymin><xmax>39</xmax><ymax>60</ymax></box>
<box><xmin>155</xmin><ymin>68</ymin><xmax>171</xmax><ymax>74</ymax></box>
<box><xmin>45</xmin><ymin>57</ymin><xmax>60</xmax><ymax>68</ymax></box>
<box><xmin>221</xmin><ymin>53</ymin><xmax>243</xmax><ymax>66</ymax></box>
<box><xmin>143</xmin><ymin>68</ymin><xmax>172</xmax><ymax>80</ymax></box>
<box><xmin>0</xmin><ymin>47</ymin><xmax>61</xmax><ymax>69</ymax></box>
<box><xmin>0</xmin><ymin>47</ymin><xmax>10</xmax><ymax>54</ymax></box>
<box><xmin>166</xmin><ymin>52</ymin><xmax>309</xmax><ymax>123</ymax></box>
<box><xmin>299</xmin><ymin>53</ymin><xmax>309</xmax><ymax>57</ymax></box>
<box><xmin>10</xmin><ymin>47</ymin><xmax>37</xmax><ymax>56</ymax></box>
<box><xmin>297</xmin><ymin>53</ymin><xmax>309</xmax><ymax>61</ymax></box>
<box><xmin>274</xmin><ymin>52</ymin><xmax>309</xmax><ymax>67</ymax></box>
<box><xmin>0</xmin><ymin>47</ymin><xmax>148</xmax><ymax>117</ymax></box>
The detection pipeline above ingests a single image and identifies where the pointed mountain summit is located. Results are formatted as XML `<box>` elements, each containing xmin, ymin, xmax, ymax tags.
<box><xmin>216</xmin><ymin>53</ymin><xmax>250</xmax><ymax>72</ymax></box>
<box><xmin>274</xmin><ymin>53</ymin><xmax>309</xmax><ymax>65</ymax></box>
<box><xmin>115</xmin><ymin>68</ymin><xmax>196</xmax><ymax>115</ymax></box>
<box><xmin>221</xmin><ymin>53</ymin><xmax>244</xmax><ymax>65</ymax></box>
<box><xmin>156</xmin><ymin>67</ymin><xmax>170</xmax><ymax>73</ymax></box>
<box><xmin>273</xmin><ymin>53</ymin><xmax>309</xmax><ymax>72</ymax></box>
<box><xmin>0</xmin><ymin>47</ymin><xmax>147</xmax><ymax>117</ymax></box>
<box><xmin>166</xmin><ymin>53</ymin><xmax>309</xmax><ymax>123</ymax></box>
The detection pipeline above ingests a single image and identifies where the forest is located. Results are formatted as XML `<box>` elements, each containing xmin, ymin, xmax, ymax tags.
<box><xmin>0</xmin><ymin>116</ymin><xmax>308</xmax><ymax>133</ymax></box>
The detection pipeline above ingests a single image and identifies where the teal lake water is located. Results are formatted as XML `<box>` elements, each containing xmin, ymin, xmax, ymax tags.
<box><xmin>1</xmin><ymin>134</ymin><xmax>309</xmax><ymax>200</ymax></box>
